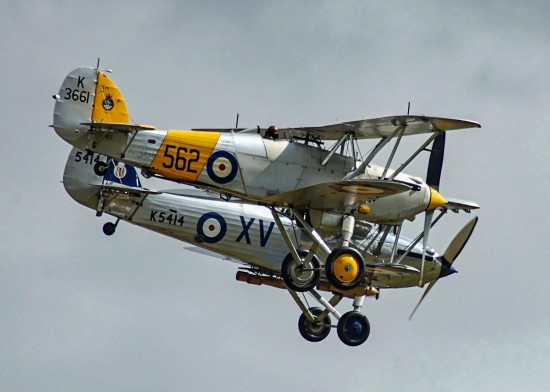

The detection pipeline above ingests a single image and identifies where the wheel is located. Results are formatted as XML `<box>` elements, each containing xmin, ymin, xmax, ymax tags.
<box><xmin>298</xmin><ymin>307</ymin><xmax>331</xmax><ymax>343</ymax></box>
<box><xmin>281</xmin><ymin>251</ymin><xmax>321</xmax><ymax>292</ymax></box>
<box><xmin>337</xmin><ymin>311</ymin><xmax>370</xmax><ymax>346</ymax></box>
<box><xmin>141</xmin><ymin>168</ymin><xmax>153</xmax><ymax>178</ymax></box>
<box><xmin>102</xmin><ymin>222</ymin><xmax>116</xmax><ymax>236</ymax></box>
<box><xmin>325</xmin><ymin>246</ymin><xmax>366</xmax><ymax>291</ymax></box>
<box><xmin>94</xmin><ymin>161</ymin><xmax>108</xmax><ymax>176</ymax></box>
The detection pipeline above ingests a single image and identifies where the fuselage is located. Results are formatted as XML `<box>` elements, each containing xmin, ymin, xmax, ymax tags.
<box><xmin>63</xmin><ymin>148</ymin><xmax>443</xmax><ymax>289</ymax></box>
<box><xmin>53</xmin><ymin>67</ymin><xmax>439</xmax><ymax>229</ymax></box>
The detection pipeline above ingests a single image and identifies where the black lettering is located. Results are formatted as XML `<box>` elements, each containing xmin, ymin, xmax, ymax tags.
<box><xmin>259</xmin><ymin>220</ymin><xmax>275</xmax><ymax>247</ymax></box>
<box><xmin>162</xmin><ymin>145</ymin><xmax>175</xmax><ymax>168</ymax></box>
<box><xmin>175</xmin><ymin>147</ymin><xmax>187</xmax><ymax>170</ymax></box>
<box><xmin>77</xmin><ymin>76</ymin><xmax>85</xmax><ymax>89</ymax></box>
<box><xmin>235</xmin><ymin>216</ymin><xmax>254</xmax><ymax>244</ymax></box>
<box><xmin>150</xmin><ymin>210</ymin><xmax>158</xmax><ymax>221</ymax></box>
<box><xmin>188</xmin><ymin>149</ymin><xmax>200</xmax><ymax>173</ymax></box>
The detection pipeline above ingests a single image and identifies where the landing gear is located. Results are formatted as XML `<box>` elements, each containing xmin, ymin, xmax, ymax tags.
<box><xmin>271</xmin><ymin>207</ymin><xmax>372</xmax><ymax>346</ymax></box>
<box><xmin>94</xmin><ymin>161</ymin><xmax>108</xmax><ymax>176</ymax></box>
<box><xmin>141</xmin><ymin>168</ymin><xmax>153</xmax><ymax>178</ymax></box>
<box><xmin>281</xmin><ymin>251</ymin><xmax>321</xmax><ymax>292</ymax></box>
<box><xmin>298</xmin><ymin>307</ymin><xmax>331</xmax><ymax>342</ymax></box>
<box><xmin>337</xmin><ymin>311</ymin><xmax>370</xmax><ymax>346</ymax></box>
<box><xmin>102</xmin><ymin>221</ymin><xmax>118</xmax><ymax>236</ymax></box>
<box><xmin>325</xmin><ymin>246</ymin><xmax>366</xmax><ymax>291</ymax></box>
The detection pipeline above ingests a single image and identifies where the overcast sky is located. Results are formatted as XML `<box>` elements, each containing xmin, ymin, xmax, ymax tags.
<box><xmin>2</xmin><ymin>1</ymin><xmax>550</xmax><ymax>391</ymax></box>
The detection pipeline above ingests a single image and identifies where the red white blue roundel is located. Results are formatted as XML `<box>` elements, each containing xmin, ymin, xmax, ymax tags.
<box><xmin>206</xmin><ymin>151</ymin><xmax>238</xmax><ymax>184</ymax></box>
<box><xmin>197</xmin><ymin>212</ymin><xmax>227</xmax><ymax>243</ymax></box>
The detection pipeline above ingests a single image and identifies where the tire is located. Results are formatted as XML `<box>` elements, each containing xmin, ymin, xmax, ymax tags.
<box><xmin>94</xmin><ymin>161</ymin><xmax>108</xmax><ymax>176</ymax></box>
<box><xmin>281</xmin><ymin>251</ymin><xmax>321</xmax><ymax>292</ymax></box>
<box><xmin>298</xmin><ymin>307</ymin><xmax>331</xmax><ymax>343</ymax></box>
<box><xmin>102</xmin><ymin>222</ymin><xmax>116</xmax><ymax>236</ymax></box>
<box><xmin>325</xmin><ymin>246</ymin><xmax>366</xmax><ymax>291</ymax></box>
<box><xmin>337</xmin><ymin>311</ymin><xmax>370</xmax><ymax>346</ymax></box>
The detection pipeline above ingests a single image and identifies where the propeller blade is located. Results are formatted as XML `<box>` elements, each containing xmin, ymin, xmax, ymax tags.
<box><xmin>443</xmin><ymin>216</ymin><xmax>479</xmax><ymax>264</ymax></box>
<box><xmin>409</xmin><ymin>278</ymin><xmax>438</xmax><ymax>321</ymax></box>
<box><xmin>426</xmin><ymin>132</ymin><xmax>446</xmax><ymax>190</ymax></box>
<box><xmin>410</xmin><ymin>216</ymin><xmax>478</xmax><ymax>320</ymax></box>
<box><xmin>419</xmin><ymin>209</ymin><xmax>434</xmax><ymax>287</ymax></box>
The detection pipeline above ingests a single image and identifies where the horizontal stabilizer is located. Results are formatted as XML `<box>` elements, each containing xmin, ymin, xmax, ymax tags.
<box><xmin>81</xmin><ymin>122</ymin><xmax>155</xmax><ymax>132</ymax></box>
<box><xmin>93</xmin><ymin>183</ymin><xmax>159</xmax><ymax>196</ymax></box>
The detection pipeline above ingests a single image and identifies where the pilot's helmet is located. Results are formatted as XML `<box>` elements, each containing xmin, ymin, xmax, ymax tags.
<box><xmin>267</xmin><ymin>125</ymin><xmax>279</xmax><ymax>139</ymax></box>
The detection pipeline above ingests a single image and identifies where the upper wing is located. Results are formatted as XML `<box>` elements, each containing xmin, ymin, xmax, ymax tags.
<box><xmin>278</xmin><ymin>115</ymin><xmax>480</xmax><ymax>141</ymax></box>
<box><xmin>264</xmin><ymin>179</ymin><xmax>413</xmax><ymax>210</ymax></box>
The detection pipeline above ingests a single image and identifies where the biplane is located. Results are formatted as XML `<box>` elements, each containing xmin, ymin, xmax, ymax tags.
<box><xmin>51</xmin><ymin>65</ymin><xmax>480</xmax><ymax>345</ymax></box>
<box><xmin>63</xmin><ymin>147</ymin><xmax>478</xmax><ymax>346</ymax></box>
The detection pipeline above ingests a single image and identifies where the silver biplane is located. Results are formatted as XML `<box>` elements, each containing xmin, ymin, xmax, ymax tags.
<box><xmin>51</xmin><ymin>65</ymin><xmax>480</xmax><ymax>346</ymax></box>
<box><xmin>63</xmin><ymin>147</ymin><xmax>477</xmax><ymax>346</ymax></box>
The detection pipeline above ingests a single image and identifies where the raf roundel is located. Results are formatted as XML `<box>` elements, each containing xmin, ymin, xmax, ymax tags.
<box><xmin>196</xmin><ymin>212</ymin><xmax>227</xmax><ymax>243</ymax></box>
<box><xmin>206</xmin><ymin>151</ymin><xmax>238</xmax><ymax>184</ymax></box>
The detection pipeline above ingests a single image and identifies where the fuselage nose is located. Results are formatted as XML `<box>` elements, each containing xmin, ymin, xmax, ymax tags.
<box><xmin>438</xmin><ymin>261</ymin><xmax>457</xmax><ymax>278</ymax></box>
<box><xmin>427</xmin><ymin>187</ymin><xmax>447</xmax><ymax>211</ymax></box>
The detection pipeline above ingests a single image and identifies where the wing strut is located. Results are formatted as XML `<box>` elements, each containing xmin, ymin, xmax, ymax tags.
<box><xmin>292</xmin><ymin>210</ymin><xmax>331</xmax><ymax>255</ymax></box>
<box><xmin>389</xmin><ymin>224</ymin><xmax>403</xmax><ymax>264</ymax></box>
<box><xmin>388</xmin><ymin>132</ymin><xmax>439</xmax><ymax>180</ymax></box>
<box><xmin>321</xmin><ymin>133</ymin><xmax>351</xmax><ymax>166</ymax></box>
<box><xmin>380</xmin><ymin>125</ymin><xmax>407</xmax><ymax>179</ymax></box>
<box><xmin>394</xmin><ymin>210</ymin><xmax>446</xmax><ymax>264</ymax></box>
<box><xmin>270</xmin><ymin>208</ymin><xmax>302</xmax><ymax>264</ymax></box>
<box><xmin>344</xmin><ymin>124</ymin><xmax>405</xmax><ymax>180</ymax></box>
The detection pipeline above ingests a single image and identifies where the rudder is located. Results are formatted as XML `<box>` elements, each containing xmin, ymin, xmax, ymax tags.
<box><xmin>53</xmin><ymin>67</ymin><xmax>131</xmax><ymax>146</ymax></box>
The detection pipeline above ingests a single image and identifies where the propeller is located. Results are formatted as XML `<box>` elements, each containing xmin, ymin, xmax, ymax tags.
<box><xmin>419</xmin><ymin>132</ymin><xmax>447</xmax><ymax>286</ymax></box>
<box><xmin>426</xmin><ymin>131</ymin><xmax>446</xmax><ymax>191</ymax></box>
<box><xmin>410</xmin><ymin>216</ymin><xmax>478</xmax><ymax>320</ymax></box>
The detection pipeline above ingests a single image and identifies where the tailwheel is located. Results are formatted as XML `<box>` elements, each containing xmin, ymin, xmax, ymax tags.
<box><xmin>94</xmin><ymin>161</ymin><xmax>108</xmax><ymax>176</ymax></box>
<box><xmin>102</xmin><ymin>221</ymin><xmax>117</xmax><ymax>236</ymax></box>
<box><xmin>325</xmin><ymin>246</ymin><xmax>366</xmax><ymax>291</ymax></box>
<box><xmin>281</xmin><ymin>251</ymin><xmax>321</xmax><ymax>292</ymax></box>
<box><xmin>337</xmin><ymin>311</ymin><xmax>370</xmax><ymax>346</ymax></box>
<box><xmin>298</xmin><ymin>307</ymin><xmax>332</xmax><ymax>343</ymax></box>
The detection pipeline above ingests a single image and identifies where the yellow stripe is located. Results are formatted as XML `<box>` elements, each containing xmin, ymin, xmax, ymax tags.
<box><xmin>151</xmin><ymin>130</ymin><xmax>221</xmax><ymax>182</ymax></box>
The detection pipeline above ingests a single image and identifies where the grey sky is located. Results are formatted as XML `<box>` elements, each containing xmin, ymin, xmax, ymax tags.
<box><xmin>2</xmin><ymin>1</ymin><xmax>549</xmax><ymax>391</ymax></box>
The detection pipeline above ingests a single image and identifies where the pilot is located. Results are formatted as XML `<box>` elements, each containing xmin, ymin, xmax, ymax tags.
<box><xmin>265</xmin><ymin>125</ymin><xmax>279</xmax><ymax>140</ymax></box>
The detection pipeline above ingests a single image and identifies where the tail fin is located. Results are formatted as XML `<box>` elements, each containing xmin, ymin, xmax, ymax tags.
<box><xmin>63</xmin><ymin>147</ymin><xmax>142</xmax><ymax>209</ymax></box>
<box><xmin>53</xmin><ymin>67</ymin><xmax>131</xmax><ymax>146</ymax></box>
<box><xmin>103</xmin><ymin>160</ymin><xmax>142</xmax><ymax>187</ymax></box>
